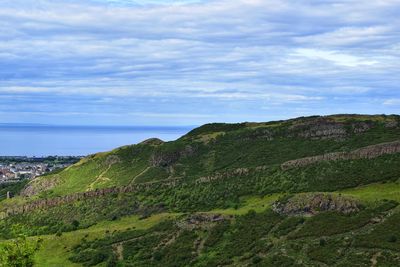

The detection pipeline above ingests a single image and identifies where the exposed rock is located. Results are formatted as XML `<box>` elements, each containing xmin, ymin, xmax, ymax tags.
<box><xmin>289</xmin><ymin>118</ymin><xmax>347</xmax><ymax>140</ymax></box>
<box><xmin>150</xmin><ymin>145</ymin><xmax>196</xmax><ymax>168</ymax></box>
<box><xmin>288</xmin><ymin>118</ymin><xmax>376</xmax><ymax>140</ymax></box>
<box><xmin>176</xmin><ymin>214</ymin><xmax>226</xmax><ymax>230</ymax></box>
<box><xmin>105</xmin><ymin>155</ymin><xmax>121</xmax><ymax>165</ymax></box>
<box><xmin>196</xmin><ymin>167</ymin><xmax>252</xmax><ymax>183</ymax></box>
<box><xmin>352</xmin><ymin>122</ymin><xmax>373</xmax><ymax>133</ymax></box>
<box><xmin>370</xmin><ymin>217</ymin><xmax>383</xmax><ymax>224</ymax></box>
<box><xmin>385</xmin><ymin>120</ymin><xmax>399</xmax><ymax>128</ymax></box>
<box><xmin>281</xmin><ymin>140</ymin><xmax>400</xmax><ymax>170</ymax></box>
<box><xmin>239</xmin><ymin>128</ymin><xmax>274</xmax><ymax>141</ymax></box>
<box><xmin>21</xmin><ymin>175</ymin><xmax>62</xmax><ymax>197</ymax></box>
<box><xmin>273</xmin><ymin>193</ymin><xmax>360</xmax><ymax>216</ymax></box>
<box><xmin>150</xmin><ymin>151</ymin><xmax>180</xmax><ymax>168</ymax></box>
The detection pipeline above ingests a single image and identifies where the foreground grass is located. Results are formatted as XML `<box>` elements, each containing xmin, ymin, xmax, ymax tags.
<box><xmin>33</xmin><ymin>213</ymin><xmax>179</xmax><ymax>267</ymax></box>
<box><xmin>21</xmin><ymin>181</ymin><xmax>400</xmax><ymax>266</ymax></box>
<box><xmin>32</xmin><ymin>194</ymin><xmax>281</xmax><ymax>266</ymax></box>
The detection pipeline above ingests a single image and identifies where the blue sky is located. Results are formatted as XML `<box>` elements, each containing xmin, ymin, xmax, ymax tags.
<box><xmin>1</xmin><ymin>0</ymin><xmax>399</xmax><ymax>126</ymax></box>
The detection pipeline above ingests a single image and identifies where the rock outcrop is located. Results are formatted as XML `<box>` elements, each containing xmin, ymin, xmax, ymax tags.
<box><xmin>176</xmin><ymin>214</ymin><xmax>226</xmax><ymax>230</ymax></box>
<box><xmin>196</xmin><ymin>168</ymin><xmax>250</xmax><ymax>183</ymax></box>
<box><xmin>281</xmin><ymin>140</ymin><xmax>400</xmax><ymax>170</ymax></box>
<box><xmin>293</xmin><ymin>120</ymin><xmax>348</xmax><ymax>140</ymax></box>
<box><xmin>21</xmin><ymin>175</ymin><xmax>62</xmax><ymax>197</ymax></box>
<box><xmin>150</xmin><ymin>145</ymin><xmax>196</xmax><ymax>168</ymax></box>
<box><xmin>273</xmin><ymin>193</ymin><xmax>360</xmax><ymax>216</ymax></box>
<box><xmin>288</xmin><ymin>118</ymin><xmax>375</xmax><ymax>140</ymax></box>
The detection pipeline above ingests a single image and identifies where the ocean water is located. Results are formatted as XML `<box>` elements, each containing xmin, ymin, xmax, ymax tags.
<box><xmin>0</xmin><ymin>125</ymin><xmax>194</xmax><ymax>156</ymax></box>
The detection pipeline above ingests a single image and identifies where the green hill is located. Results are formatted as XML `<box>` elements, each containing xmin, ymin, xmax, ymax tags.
<box><xmin>1</xmin><ymin>114</ymin><xmax>400</xmax><ymax>266</ymax></box>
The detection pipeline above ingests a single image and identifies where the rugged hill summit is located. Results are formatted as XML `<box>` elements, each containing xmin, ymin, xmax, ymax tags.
<box><xmin>1</xmin><ymin>114</ymin><xmax>400</xmax><ymax>266</ymax></box>
<box><xmin>18</xmin><ymin>114</ymin><xmax>400</xmax><ymax>198</ymax></box>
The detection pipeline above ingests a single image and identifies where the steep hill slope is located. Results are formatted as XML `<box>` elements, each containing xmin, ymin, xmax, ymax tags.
<box><xmin>19</xmin><ymin>114</ymin><xmax>400</xmax><ymax>198</ymax></box>
<box><xmin>1</xmin><ymin>114</ymin><xmax>400</xmax><ymax>266</ymax></box>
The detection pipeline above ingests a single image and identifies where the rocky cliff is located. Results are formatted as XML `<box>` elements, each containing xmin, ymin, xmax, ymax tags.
<box><xmin>281</xmin><ymin>140</ymin><xmax>400</xmax><ymax>170</ymax></box>
<box><xmin>273</xmin><ymin>193</ymin><xmax>360</xmax><ymax>216</ymax></box>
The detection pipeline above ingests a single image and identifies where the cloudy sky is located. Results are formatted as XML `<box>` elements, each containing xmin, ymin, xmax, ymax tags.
<box><xmin>1</xmin><ymin>0</ymin><xmax>399</xmax><ymax>126</ymax></box>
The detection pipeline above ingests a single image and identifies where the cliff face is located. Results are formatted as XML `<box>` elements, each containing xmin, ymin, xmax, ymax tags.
<box><xmin>150</xmin><ymin>145</ymin><xmax>196</xmax><ymax>168</ymax></box>
<box><xmin>287</xmin><ymin>118</ymin><xmax>375</xmax><ymax>140</ymax></box>
<box><xmin>281</xmin><ymin>140</ymin><xmax>400</xmax><ymax>170</ymax></box>
<box><xmin>273</xmin><ymin>193</ymin><xmax>360</xmax><ymax>216</ymax></box>
<box><xmin>290</xmin><ymin>119</ymin><xmax>348</xmax><ymax>140</ymax></box>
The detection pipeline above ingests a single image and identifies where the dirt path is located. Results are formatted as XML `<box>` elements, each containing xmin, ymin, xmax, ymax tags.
<box><xmin>113</xmin><ymin>243</ymin><xmax>124</xmax><ymax>261</ymax></box>
<box><xmin>129</xmin><ymin>167</ymin><xmax>150</xmax><ymax>185</ymax></box>
<box><xmin>87</xmin><ymin>164</ymin><xmax>112</xmax><ymax>191</ymax></box>
<box><xmin>195</xmin><ymin>237</ymin><xmax>206</xmax><ymax>256</ymax></box>
<box><xmin>371</xmin><ymin>251</ymin><xmax>381</xmax><ymax>267</ymax></box>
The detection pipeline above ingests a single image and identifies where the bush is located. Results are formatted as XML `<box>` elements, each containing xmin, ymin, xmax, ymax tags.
<box><xmin>252</xmin><ymin>255</ymin><xmax>262</xmax><ymax>264</ymax></box>
<box><xmin>72</xmin><ymin>220</ymin><xmax>80</xmax><ymax>229</ymax></box>
<box><xmin>388</xmin><ymin>235</ymin><xmax>397</xmax><ymax>243</ymax></box>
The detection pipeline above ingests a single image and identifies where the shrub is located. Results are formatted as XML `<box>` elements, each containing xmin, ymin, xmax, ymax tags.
<box><xmin>388</xmin><ymin>235</ymin><xmax>397</xmax><ymax>243</ymax></box>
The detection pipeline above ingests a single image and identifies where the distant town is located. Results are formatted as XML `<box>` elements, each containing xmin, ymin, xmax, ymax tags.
<box><xmin>0</xmin><ymin>156</ymin><xmax>82</xmax><ymax>183</ymax></box>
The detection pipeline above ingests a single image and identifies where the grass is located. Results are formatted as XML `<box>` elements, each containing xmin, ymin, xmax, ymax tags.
<box><xmin>339</xmin><ymin>181</ymin><xmax>400</xmax><ymax>203</ymax></box>
<box><xmin>23</xmin><ymin>187</ymin><xmax>400</xmax><ymax>266</ymax></box>
<box><xmin>33</xmin><ymin>213</ymin><xmax>179</xmax><ymax>267</ymax></box>
<box><xmin>205</xmin><ymin>193</ymin><xmax>282</xmax><ymax>215</ymax></box>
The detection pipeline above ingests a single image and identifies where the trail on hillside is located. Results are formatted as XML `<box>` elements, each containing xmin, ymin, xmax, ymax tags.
<box><xmin>129</xmin><ymin>167</ymin><xmax>150</xmax><ymax>185</ymax></box>
<box><xmin>87</xmin><ymin>164</ymin><xmax>112</xmax><ymax>191</ymax></box>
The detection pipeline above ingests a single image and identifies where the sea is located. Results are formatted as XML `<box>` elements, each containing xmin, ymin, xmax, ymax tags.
<box><xmin>0</xmin><ymin>124</ymin><xmax>195</xmax><ymax>156</ymax></box>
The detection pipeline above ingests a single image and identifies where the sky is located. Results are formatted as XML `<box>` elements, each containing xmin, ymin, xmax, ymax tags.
<box><xmin>1</xmin><ymin>0</ymin><xmax>400</xmax><ymax>126</ymax></box>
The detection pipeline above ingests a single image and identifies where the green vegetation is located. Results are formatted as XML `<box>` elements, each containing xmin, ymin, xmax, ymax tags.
<box><xmin>0</xmin><ymin>114</ymin><xmax>400</xmax><ymax>266</ymax></box>
<box><xmin>290</xmin><ymin>201</ymin><xmax>398</xmax><ymax>238</ymax></box>
<box><xmin>0</xmin><ymin>180</ymin><xmax>28</xmax><ymax>201</ymax></box>
<box><xmin>0</xmin><ymin>235</ymin><xmax>42</xmax><ymax>267</ymax></box>
<box><xmin>23</xmin><ymin>114</ymin><xmax>400</xmax><ymax>198</ymax></box>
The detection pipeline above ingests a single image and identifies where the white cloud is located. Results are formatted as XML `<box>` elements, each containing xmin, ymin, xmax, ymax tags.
<box><xmin>292</xmin><ymin>48</ymin><xmax>378</xmax><ymax>67</ymax></box>
<box><xmin>295</xmin><ymin>26</ymin><xmax>392</xmax><ymax>47</ymax></box>
<box><xmin>383</xmin><ymin>99</ymin><xmax>400</xmax><ymax>106</ymax></box>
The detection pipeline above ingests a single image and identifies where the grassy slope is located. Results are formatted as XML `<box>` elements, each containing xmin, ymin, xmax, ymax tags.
<box><xmin>34</xmin><ymin>213</ymin><xmax>179</xmax><ymax>267</ymax></box>
<box><xmin>23</xmin><ymin>114</ymin><xmax>400</xmax><ymax>198</ymax></box>
<box><xmin>35</xmin><ymin>145</ymin><xmax>155</xmax><ymax>196</ymax></box>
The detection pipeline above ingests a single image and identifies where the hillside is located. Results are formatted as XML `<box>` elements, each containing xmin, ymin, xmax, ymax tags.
<box><xmin>1</xmin><ymin>114</ymin><xmax>400</xmax><ymax>266</ymax></box>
